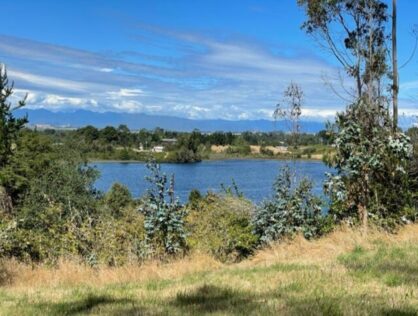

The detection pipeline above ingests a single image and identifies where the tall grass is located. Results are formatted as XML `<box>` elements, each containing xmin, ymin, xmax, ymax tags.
<box><xmin>1</xmin><ymin>225</ymin><xmax>418</xmax><ymax>315</ymax></box>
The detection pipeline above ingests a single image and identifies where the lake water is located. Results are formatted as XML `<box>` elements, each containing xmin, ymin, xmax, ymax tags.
<box><xmin>92</xmin><ymin>160</ymin><xmax>332</xmax><ymax>203</ymax></box>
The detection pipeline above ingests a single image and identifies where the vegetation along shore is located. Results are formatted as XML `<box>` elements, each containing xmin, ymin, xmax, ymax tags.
<box><xmin>1</xmin><ymin>0</ymin><xmax>418</xmax><ymax>315</ymax></box>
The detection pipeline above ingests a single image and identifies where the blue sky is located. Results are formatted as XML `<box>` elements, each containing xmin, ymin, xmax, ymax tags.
<box><xmin>1</xmin><ymin>0</ymin><xmax>418</xmax><ymax>121</ymax></box>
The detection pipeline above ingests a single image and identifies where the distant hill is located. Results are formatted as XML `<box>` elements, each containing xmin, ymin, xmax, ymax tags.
<box><xmin>16</xmin><ymin>109</ymin><xmax>327</xmax><ymax>133</ymax></box>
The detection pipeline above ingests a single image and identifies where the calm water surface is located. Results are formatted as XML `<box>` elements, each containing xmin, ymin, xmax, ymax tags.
<box><xmin>92</xmin><ymin>159</ymin><xmax>331</xmax><ymax>203</ymax></box>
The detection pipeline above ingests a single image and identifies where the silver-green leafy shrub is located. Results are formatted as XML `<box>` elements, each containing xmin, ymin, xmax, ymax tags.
<box><xmin>324</xmin><ymin>100</ymin><xmax>414</xmax><ymax>227</ymax></box>
<box><xmin>139</xmin><ymin>161</ymin><xmax>187</xmax><ymax>257</ymax></box>
<box><xmin>253</xmin><ymin>166</ymin><xmax>323</xmax><ymax>244</ymax></box>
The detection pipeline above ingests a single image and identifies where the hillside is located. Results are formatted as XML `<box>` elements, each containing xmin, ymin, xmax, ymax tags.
<box><xmin>1</xmin><ymin>225</ymin><xmax>418</xmax><ymax>315</ymax></box>
<box><xmin>16</xmin><ymin>109</ymin><xmax>326</xmax><ymax>133</ymax></box>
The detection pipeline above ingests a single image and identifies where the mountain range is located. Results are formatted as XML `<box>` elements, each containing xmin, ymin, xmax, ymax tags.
<box><xmin>16</xmin><ymin>109</ymin><xmax>327</xmax><ymax>133</ymax></box>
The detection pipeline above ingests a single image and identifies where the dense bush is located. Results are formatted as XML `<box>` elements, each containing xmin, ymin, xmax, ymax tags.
<box><xmin>187</xmin><ymin>194</ymin><xmax>258</xmax><ymax>262</ymax></box>
<box><xmin>226</xmin><ymin>145</ymin><xmax>251</xmax><ymax>155</ymax></box>
<box><xmin>139</xmin><ymin>162</ymin><xmax>188</xmax><ymax>257</ymax></box>
<box><xmin>260</xmin><ymin>146</ymin><xmax>274</xmax><ymax>156</ymax></box>
<box><xmin>87</xmin><ymin>207</ymin><xmax>145</xmax><ymax>266</ymax></box>
<box><xmin>0</xmin><ymin>176</ymin><xmax>144</xmax><ymax>265</ymax></box>
<box><xmin>253</xmin><ymin>167</ymin><xmax>324</xmax><ymax>244</ymax></box>
<box><xmin>324</xmin><ymin>100</ymin><xmax>414</xmax><ymax>229</ymax></box>
<box><xmin>104</xmin><ymin>183</ymin><xmax>133</xmax><ymax>217</ymax></box>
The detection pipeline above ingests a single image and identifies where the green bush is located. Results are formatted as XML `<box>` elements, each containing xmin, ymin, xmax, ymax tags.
<box><xmin>88</xmin><ymin>207</ymin><xmax>145</xmax><ymax>266</ymax></box>
<box><xmin>139</xmin><ymin>162</ymin><xmax>188</xmax><ymax>257</ymax></box>
<box><xmin>104</xmin><ymin>183</ymin><xmax>133</xmax><ymax>217</ymax></box>
<box><xmin>0</xmin><ymin>204</ymin><xmax>89</xmax><ymax>263</ymax></box>
<box><xmin>226</xmin><ymin>145</ymin><xmax>251</xmax><ymax>155</ymax></box>
<box><xmin>188</xmin><ymin>189</ymin><xmax>202</xmax><ymax>209</ymax></box>
<box><xmin>253</xmin><ymin>166</ymin><xmax>324</xmax><ymax>244</ymax></box>
<box><xmin>302</xmin><ymin>147</ymin><xmax>316</xmax><ymax>155</ymax></box>
<box><xmin>187</xmin><ymin>194</ymin><xmax>258</xmax><ymax>262</ymax></box>
<box><xmin>260</xmin><ymin>147</ymin><xmax>274</xmax><ymax>156</ymax></box>
<box><xmin>118</xmin><ymin>148</ymin><xmax>131</xmax><ymax>161</ymax></box>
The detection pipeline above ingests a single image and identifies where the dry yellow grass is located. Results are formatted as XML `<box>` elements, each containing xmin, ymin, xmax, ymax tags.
<box><xmin>2</xmin><ymin>225</ymin><xmax>418</xmax><ymax>315</ymax></box>
<box><xmin>248</xmin><ymin>224</ymin><xmax>418</xmax><ymax>266</ymax></box>
<box><xmin>1</xmin><ymin>253</ymin><xmax>222</xmax><ymax>290</ymax></box>
<box><xmin>2</xmin><ymin>224</ymin><xmax>418</xmax><ymax>290</ymax></box>
<box><xmin>310</xmin><ymin>153</ymin><xmax>323</xmax><ymax>160</ymax></box>
<box><xmin>210</xmin><ymin>145</ymin><xmax>229</xmax><ymax>153</ymax></box>
<box><xmin>210</xmin><ymin>145</ymin><xmax>289</xmax><ymax>155</ymax></box>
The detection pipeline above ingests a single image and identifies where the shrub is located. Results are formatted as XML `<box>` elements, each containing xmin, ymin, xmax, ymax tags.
<box><xmin>104</xmin><ymin>183</ymin><xmax>133</xmax><ymax>217</ymax></box>
<box><xmin>188</xmin><ymin>189</ymin><xmax>202</xmax><ymax>209</ymax></box>
<box><xmin>89</xmin><ymin>207</ymin><xmax>145</xmax><ymax>266</ymax></box>
<box><xmin>19</xmin><ymin>156</ymin><xmax>100</xmax><ymax>227</ymax></box>
<box><xmin>187</xmin><ymin>194</ymin><xmax>258</xmax><ymax>262</ymax></box>
<box><xmin>302</xmin><ymin>147</ymin><xmax>315</xmax><ymax>155</ymax></box>
<box><xmin>0</xmin><ymin>204</ymin><xmax>89</xmax><ymax>263</ymax></box>
<box><xmin>119</xmin><ymin>148</ymin><xmax>131</xmax><ymax>161</ymax></box>
<box><xmin>139</xmin><ymin>162</ymin><xmax>187</xmax><ymax>257</ymax></box>
<box><xmin>253</xmin><ymin>166</ymin><xmax>323</xmax><ymax>244</ymax></box>
<box><xmin>174</xmin><ymin>147</ymin><xmax>202</xmax><ymax>163</ymax></box>
<box><xmin>226</xmin><ymin>145</ymin><xmax>251</xmax><ymax>155</ymax></box>
<box><xmin>260</xmin><ymin>147</ymin><xmax>274</xmax><ymax>156</ymax></box>
<box><xmin>324</xmin><ymin>100</ymin><xmax>413</xmax><ymax>229</ymax></box>
<box><xmin>0</xmin><ymin>148</ymin><xmax>101</xmax><ymax>263</ymax></box>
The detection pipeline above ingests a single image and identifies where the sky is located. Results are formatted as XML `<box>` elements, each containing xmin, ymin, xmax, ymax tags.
<box><xmin>1</xmin><ymin>0</ymin><xmax>418</xmax><ymax>121</ymax></box>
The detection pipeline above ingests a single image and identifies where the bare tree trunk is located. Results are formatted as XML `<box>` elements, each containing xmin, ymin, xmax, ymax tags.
<box><xmin>359</xmin><ymin>173</ymin><xmax>369</xmax><ymax>235</ymax></box>
<box><xmin>358</xmin><ymin>203</ymin><xmax>368</xmax><ymax>235</ymax></box>
<box><xmin>392</xmin><ymin>0</ymin><xmax>398</xmax><ymax>131</ymax></box>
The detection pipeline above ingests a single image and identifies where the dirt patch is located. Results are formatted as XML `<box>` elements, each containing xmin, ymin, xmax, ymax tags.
<box><xmin>211</xmin><ymin>145</ymin><xmax>230</xmax><ymax>153</ymax></box>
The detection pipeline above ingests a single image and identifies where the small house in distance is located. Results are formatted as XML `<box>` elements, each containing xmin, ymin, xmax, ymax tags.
<box><xmin>150</xmin><ymin>138</ymin><xmax>177</xmax><ymax>153</ymax></box>
<box><xmin>151</xmin><ymin>145</ymin><xmax>165</xmax><ymax>153</ymax></box>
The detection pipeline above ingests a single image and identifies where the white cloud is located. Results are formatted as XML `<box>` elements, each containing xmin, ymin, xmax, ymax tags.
<box><xmin>107</xmin><ymin>88</ymin><xmax>144</xmax><ymax>98</ymax></box>
<box><xmin>43</xmin><ymin>94</ymin><xmax>98</xmax><ymax>107</ymax></box>
<box><xmin>2</xmin><ymin>30</ymin><xmax>416</xmax><ymax>122</ymax></box>
<box><xmin>8</xmin><ymin>70</ymin><xmax>87</xmax><ymax>93</ymax></box>
<box><xmin>99</xmin><ymin>68</ymin><xmax>114</xmax><ymax>73</ymax></box>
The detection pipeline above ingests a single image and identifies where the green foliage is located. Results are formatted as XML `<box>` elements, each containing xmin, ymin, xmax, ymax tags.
<box><xmin>0</xmin><ymin>204</ymin><xmax>145</xmax><ymax>265</ymax></box>
<box><xmin>87</xmin><ymin>207</ymin><xmax>145</xmax><ymax>266</ymax></box>
<box><xmin>0</xmin><ymin>66</ymin><xmax>27</xmax><ymax>169</ymax></box>
<box><xmin>20</xmin><ymin>152</ymin><xmax>100</xmax><ymax>226</ymax></box>
<box><xmin>0</xmin><ymin>65</ymin><xmax>28</xmax><ymax>212</ymax></box>
<box><xmin>298</xmin><ymin>0</ymin><xmax>389</xmax><ymax>95</ymax></box>
<box><xmin>104</xmin><ymin>183</ymin><xmax>133</xmax><ymax>217</ymax></box>
<box><xmin>0</xmin><ymin>145</ymin><xmax>101</xmax><ymax>262</ymax></box>
<box><xmin>187</xmin><ymin>189</ymin><xmax>202</xmax><ymax>209</ymax></box>
<box><xmin>0</xmin><ymin>144</ymin><xmax>143</xmax><ymax>265</ymax></box>
<box><xmin>173</xmin><ymin>131</ymin><xmax>203</xmax><ymax>163</ymax></box>
<box><xmin>324</xmin><ymin>100</ymin><xmax>413</xmax><ymax>227</ymax></box>
<box><xmin>187</xmin><ymin>194</ymin><xmax>258</xmax><ymax>262</ymax></box>
<box><xmin>0</xmin><ymin>205</ymin><xmax>88</xmax><ymax>263</ymax></box>
<box><xmin>139</xmin><ymin>162</ymin><xmax>187</xmax><ymax>257</ymax></box>
<box><xmin>226</xmin><ymin>145</ymin><xmax>251</xmax><ymax>155</ymax></box>
<box><xmin>118</xmin><ymin>148</ymin><xmax>131</xmax><ymax>161</ymax></box>
<box><xmin>1</xmin><ymin>131</ymin><xmax>56</xmax><ymax>207</ymax></box>
<box><xmin>299</xmin><ymin>0</ymin><xmax>414</xmax><ymax>229</ymax></box>
<box><xmin>35</xmin><ymin>125</ymin><xmax>327</xmax><ymax>163</ymax></box>
<box><xmin>253</xmin><ymin>166</ymin><xmax>323</xmax><ymax>243</ymax></box>
<box><xmin>260</xmin><ymin>146</ymin><xmax>274</xmax><ymax>156</ymax></box>
<box><xmin>220</xmin><ymin>179</ymin><xmax>243</xmax><ymax>198</ymax></box>
<box><xmin>302</xmin><ymin>147</ymin><xmax>315</xmax><ymax>156</ymax></box>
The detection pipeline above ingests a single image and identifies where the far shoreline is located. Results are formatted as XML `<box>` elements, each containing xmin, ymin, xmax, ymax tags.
<box><xmin>88</xmin><ymin>155</ymin><xmax>325</xmax><ymax>164</ymax></box>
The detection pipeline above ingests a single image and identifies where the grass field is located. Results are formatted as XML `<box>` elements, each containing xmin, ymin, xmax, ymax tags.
<box><xmin>1</xmin><ymin>225</ymin><xmax>418</xmax><ymax>315</ymax></box>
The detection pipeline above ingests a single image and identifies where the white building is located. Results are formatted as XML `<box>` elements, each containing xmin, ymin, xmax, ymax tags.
<box><xmin>151</xmin><ymin>146</ymin><xmax>165</xmax><ymax>153</ymax></box>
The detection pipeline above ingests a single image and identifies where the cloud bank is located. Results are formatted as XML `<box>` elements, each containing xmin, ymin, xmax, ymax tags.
<box><xmin>0</xmin><ymin>25</ymin><xmax>417</xmax><ymax>121</ymax></box>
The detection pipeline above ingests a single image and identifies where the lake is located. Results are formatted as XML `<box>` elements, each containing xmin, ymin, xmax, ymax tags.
<box><xmin>92</xmin><ymin>159</ymin><xmax>332</xmax><ymax>203</ymax></box>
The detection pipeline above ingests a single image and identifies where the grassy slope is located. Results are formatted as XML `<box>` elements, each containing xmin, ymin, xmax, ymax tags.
<box><xmin>1</xmin><ymin>225</ymin><xmax>418</xmax><ymax>315</ymax></box>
